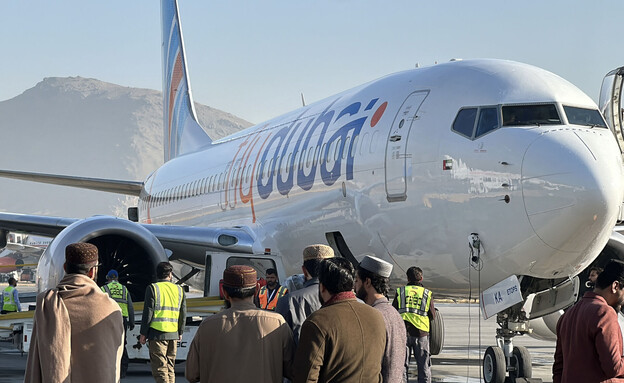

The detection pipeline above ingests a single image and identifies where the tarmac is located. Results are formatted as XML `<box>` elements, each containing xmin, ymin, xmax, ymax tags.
<box><xmin>0</xmin><ymin>302</ymin><xmax>555</xmax><ymax>383</ymax></box>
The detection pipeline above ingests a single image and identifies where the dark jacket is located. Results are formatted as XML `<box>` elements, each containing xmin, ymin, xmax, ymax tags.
<box><xmin>293</xmin><ymin>292</ymin><xmax>386</xmax><ymax>383</ymax></box>
<box><xmin>553</xmin><ymin>291</ymin><xmax>624</xmax><ymax>383</ymax></box>
<box><xmin>275</xmin><ymin>277</ymin><xmax>322</xmax><ymax>345</ymax></box>
<box><xmin>140</xmin><ymin>279</ymin><xmax>187</xmax><ymax>340</ymax></box>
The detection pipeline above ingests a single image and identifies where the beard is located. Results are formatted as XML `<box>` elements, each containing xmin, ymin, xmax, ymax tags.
<box><xmin>355</xmin><ymin>285</ymin><xmax>368</xmax><ymax>302</ymax></box>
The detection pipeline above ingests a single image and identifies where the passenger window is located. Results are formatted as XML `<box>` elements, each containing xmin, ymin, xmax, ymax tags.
<box><xmin>475</xmin><ymin>107</ymin><xmax>499</xmax><ymax>138</ymax></box>
<box><xmin>453</xmin><ymin>108</ymin><xmax>477</xmax><ymax>138</ymax></box>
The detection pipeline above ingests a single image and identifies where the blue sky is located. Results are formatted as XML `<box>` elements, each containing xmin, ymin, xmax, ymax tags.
<box><xmin>3</xmin><ymin>1</ymin><xmax>624</xmax><ymax>124</ymax></box>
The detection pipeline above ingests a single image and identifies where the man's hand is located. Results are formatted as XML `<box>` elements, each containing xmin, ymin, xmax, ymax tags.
<box><xmin>139</xmin><ymin>334</ymin><xmax>147</xmax><ymax>345</ymax></box>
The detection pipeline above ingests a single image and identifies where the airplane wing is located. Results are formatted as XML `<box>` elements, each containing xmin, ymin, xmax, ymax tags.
<box><xmin>0</xmin><ymin>169</ymin><xmax>143</xmax><ymax>196</ymax></box>
<box><xmin>0</xmin><ymin>213</ymin><xmax>79</xmax><ymax>237</ymax></box>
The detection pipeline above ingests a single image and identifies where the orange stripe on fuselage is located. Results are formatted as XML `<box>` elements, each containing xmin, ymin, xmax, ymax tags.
<box><xmin>167</xmin><ymin>52</ymin><xmax>184</xmax><ymax>160</ymax></box>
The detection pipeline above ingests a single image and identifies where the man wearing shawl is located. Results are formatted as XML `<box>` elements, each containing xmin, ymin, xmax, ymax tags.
<box><xmin>24</xmin><ymin>242</ymin><xmax>124</xmax><ymax>383</ymax></box>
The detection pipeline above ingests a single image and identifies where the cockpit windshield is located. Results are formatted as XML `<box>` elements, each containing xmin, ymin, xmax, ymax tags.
<box><xmin>563</xmin><ymin>106</ymin><xmax>607</xmax><ymax>128</ymax></box>
<box><xmin>502</xmin><ymin>104</ymin><xmax>561</xmax><ymax>126</ymax></box>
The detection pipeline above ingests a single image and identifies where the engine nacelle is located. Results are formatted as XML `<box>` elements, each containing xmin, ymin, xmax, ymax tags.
<box><xmin>37</xmin><ymin>216</ymin><xmax>168</xmax><ymax>301</ymax></box>
<box><xmin>528</xmin><ymin>230</ymin><xmax>624</xmax><ymax>341</ymax></box>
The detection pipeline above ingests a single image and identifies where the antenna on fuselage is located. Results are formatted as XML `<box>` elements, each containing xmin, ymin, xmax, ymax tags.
<box><xmin>301</xmin><ymin>93</ymin><xmax>306</xmax><ymax>107</ymax></box>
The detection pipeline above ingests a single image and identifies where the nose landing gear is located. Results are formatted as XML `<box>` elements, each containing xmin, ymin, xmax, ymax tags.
<box><xmin>482</xmin><ymin>306</ymin><xmax>534</xmax><ymax>383</ymax></box>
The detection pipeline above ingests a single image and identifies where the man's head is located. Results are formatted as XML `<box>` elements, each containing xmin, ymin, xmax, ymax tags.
<box><xmin>302</xmin><ymin>244</ymin><xmax>334</xmax><ymax>280</ymax></box>
<box><xmin>222</xmin><ymin>265</ymin><xmax>257</xmax><ymax>302</ymax></box>
<box><xmin>318</xmin><ymin>257</ymin><xmax>355</xmax><ymax>303</ymax></box>
<box><xmin>355</xmin><ymin>255</ymin><xmax>393</xmax><ymax>304</ymax></box>
<box><xmin>64</xmin><ymin>242</ymin><xmax>99</xmax><ymax>280</ymax></box>
<box><xmin>106</xmin><ymin>269</ymin><xmax>119</xmax><ymax>281</ymax></box>
<box><xmin>265</xmin><ymin>268</ymin><xmax>278</xmax><ymax>289</ymax></box>
<box><xmin>156</xmin><ymin>262</ymin><xmax>173</xmax><ymax>280</ymax></box>
<box><xmin>589</xmin><ymin>266</ymin><xmax>603</xmax><ymax>284</ymax></box>
<box><xmin>7</xmin><ymin>277</ymin><xmax>17</xmax><ymax>287</ymax></box>
<box><xmin>407</xmin><ymin>266</ymin><xmax>423</xmax><ymax>284</ymax></box>
<box><xmin>595</xmin><ymin>259</ymin><xmax>624</xmax><ymax>308</ymax></box>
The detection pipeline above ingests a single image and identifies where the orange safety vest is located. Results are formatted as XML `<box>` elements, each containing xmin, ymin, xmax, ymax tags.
<box><xmin>258</xmin><ymin>285</ymin><xmax>288</xmax><ymax>310</ymax></box>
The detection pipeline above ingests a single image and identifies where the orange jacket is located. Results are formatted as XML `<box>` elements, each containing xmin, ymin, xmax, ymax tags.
<box><xmin>258</xmin><ymin>285</ymin><xmax>288</xmax><ymax>310</ymax></box>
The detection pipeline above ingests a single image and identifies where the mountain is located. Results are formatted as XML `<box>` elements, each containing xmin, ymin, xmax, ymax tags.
<box><xmin>0</xmin><ymin>77</ymin><xmax>252</xmax><ymax>217</ymax></box>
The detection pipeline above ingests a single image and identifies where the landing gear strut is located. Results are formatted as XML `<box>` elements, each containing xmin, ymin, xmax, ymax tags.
<box><xmin>482</xmin><ymin>304</ymin><xmax>533</xmax><ymax>383</ymax></box>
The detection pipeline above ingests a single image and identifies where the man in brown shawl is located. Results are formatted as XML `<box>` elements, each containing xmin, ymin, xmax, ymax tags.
<box><xmin>24</xmin><ymin>242</ymin><xmax>124</xmax><ymax>382</ymax></box>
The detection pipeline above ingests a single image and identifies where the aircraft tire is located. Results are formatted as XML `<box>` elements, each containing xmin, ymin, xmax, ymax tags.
<box><xmin>483</xmin><ymin>346</ymin><xmax>506</xmax><ymax>383</ymax></box>
<box><xmin>429</xmin><ymin>307</ymin><xmax>444</xmax><ymax>355</ymax></box>
<box><xmin>509</xmin><ymin>345</ymin><xmax>532</xmax><ymax>378</ymax></box>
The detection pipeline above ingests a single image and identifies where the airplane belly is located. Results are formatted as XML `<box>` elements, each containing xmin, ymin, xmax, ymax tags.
<box><xmin>522</xmin><ymin>128</ymin><xmax>624</xmax><ymax>277</ymax></box>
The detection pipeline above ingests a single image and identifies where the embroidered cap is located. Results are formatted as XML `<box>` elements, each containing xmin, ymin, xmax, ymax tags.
<box><xmin>223</xmin><ymin>265</ymin><xmax>257</xmax><ymax>288</ymax></box>
<box><xmin>303</xmin><ymin>244</ymin><xmax>334</xmax><ymax>261</ymax></box>
<box><xmin>65</xmin><ymin>243</ymin><xmax>99</xmax><ymax>265</ymax></box>
<box><xmin>359</xmin><ymin>255</ymin><xmax>393</xmax><ymax>278</ymax></box>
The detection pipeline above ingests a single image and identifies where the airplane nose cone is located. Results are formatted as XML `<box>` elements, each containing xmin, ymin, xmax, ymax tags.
<box><xmin>522</xmin><ymin>128</ymin><xmax>623</xmax><ymax>253</ymax></box>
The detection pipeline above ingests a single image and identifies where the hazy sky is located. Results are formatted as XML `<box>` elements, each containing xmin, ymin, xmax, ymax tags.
<box><xmin>4</xmin><ymin>1</ymin><xmax>624</xmax><ymax>124</ymax></box>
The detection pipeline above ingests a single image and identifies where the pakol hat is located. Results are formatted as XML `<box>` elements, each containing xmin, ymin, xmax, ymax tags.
<box><xmin>359</xmin><ymin>255</ymin><xmax>393</xmax><ymax>278</ymax></box>
<box><xmin>65</xmin><ymin>243</ymin><xmax>98</xmax><ymax>265</ymax></box>
<box><xmin>303</xmin><ymin>244</ymin><xmax>334</xmax><ymax>261</ymax></box>
<box><xmin>223</xmin><ymin>265</ymin><xmax>257</xmax><ymax>288</ymax></box>
<box><xmin>107</xmin><ymin>269</ymin><xmax>119</xmax><ymax>279</ymax></box>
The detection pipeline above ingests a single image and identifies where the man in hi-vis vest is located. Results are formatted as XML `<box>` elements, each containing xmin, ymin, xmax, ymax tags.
<box><xmin>102</xmin><ymin>269</ymin><xmax>135</xmax><ymax>378</ymax></box>
<box><xmin>140</xmin><ymin>262</ymin><xmax>187</xmax><ymax>383</ymax></box>
<box><xmin>1</xmin><ymin>277</ymin><xmax>21</xmax><ymax>314</ymax></box>
<box><xmin>256</xmin><ymin>268</ymin><xmax>288</xmax><ymax>311</ymax></box>
<box><xmin>392</xmin><ymin>266</ymin><xmax>436</xmax><ymax>383</ymax></box>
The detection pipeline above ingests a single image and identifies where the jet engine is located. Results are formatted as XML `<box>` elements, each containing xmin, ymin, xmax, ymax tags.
<box><xmin>528</xmin><ymin>230</ymin><xmax>624</xmax><ymax>341</ymax></box>
<box><xmin>36</xmin><ymin>216</ymin><xmax>168</xmax><ymax>302</ymax></box>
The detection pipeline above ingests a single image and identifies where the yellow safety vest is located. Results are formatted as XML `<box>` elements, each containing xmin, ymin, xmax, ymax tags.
<box><xmin>395</xmin><ymin>285</ymin><xmax>432</xmax><ymax>332</ymax></box>
<box><xmin>258</xmin><ymin>285</ymin><xmax>288</xmax><ymax>310</ymax></box>
<box><xmin>150</xmin><ymin>281</ymin><xmax>183</xmax><ymax>333</ymax></box>
<box><xmin>101</xmin><ymin>281</ymin><xmax>130</xmax><ymax>317</ymax></box>
<box><xmin>2</xmin><ymin>286</ymin><xmax>17</xmax><ymax>312</ymax></box>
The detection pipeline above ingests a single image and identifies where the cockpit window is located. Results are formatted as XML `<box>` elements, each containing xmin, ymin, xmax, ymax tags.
<box><xmin>563</xmin><ymin>106</ymin><xmax>607</xmax><ymax>128</ymax></box>
<box><xmin>475</xmin><ymin>107</ymin><xmax>499</xmax><ymax>138</ymax></box>
<box><xmin>502</xmin><ymin>104</ymin><xmax>560</xmax><ymax>126</ymax></box>
<box><xmin>452</xmin><ymin>108</ymin><xmax>477</xmax><ymax>138</ymax></box>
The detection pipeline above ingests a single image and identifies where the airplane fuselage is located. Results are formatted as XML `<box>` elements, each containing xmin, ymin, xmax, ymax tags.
<box><xmin>140</xmin><ymin>59</ymin><xmax>624</xmax><ymax>296</ymax></box>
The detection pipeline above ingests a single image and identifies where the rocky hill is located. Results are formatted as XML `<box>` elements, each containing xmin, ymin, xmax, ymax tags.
<box><xmin>0</xmin><ymin>77</ymin><xmax>251</xmax><ymax>217</ymax></box>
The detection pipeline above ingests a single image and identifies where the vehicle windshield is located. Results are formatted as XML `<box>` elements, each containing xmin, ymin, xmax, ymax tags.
<box><xmin>563</xmin><ymin>106</ymin><xmax>607</xmax><ymax>128</ymax></box>
<box><xmin>502</xmin><ymin>104</ymin><xmax>561</xmax><ymax>126</ymax></box>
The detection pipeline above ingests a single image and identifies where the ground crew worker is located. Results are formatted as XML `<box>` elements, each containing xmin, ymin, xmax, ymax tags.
<box><xmin>139</xmin><ymin>262</ymin><xmax>187</xmax><ymax>383</ymax></box>
<box><xmin>393</xmin><ymin>266</ymin><xmax>436</xmax><ymax>383</ymax></box>
<box><xmin>1</xmin><ymin>277</ymin><xmax>21</xmax><ymax>314</ymax></box>
<box><xmin>102</xmin><ymin>269</ymin><xmax>135</xmax><ymax>378</ymax></box>
<box><xmin>257</xmin><ymin>268</ymin><xmax>288</xmax><ymax>310</ymax></box>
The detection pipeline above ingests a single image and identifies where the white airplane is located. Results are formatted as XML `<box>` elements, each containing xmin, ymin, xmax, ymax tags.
<box><xmin>1</xmin><ymin>1</ymin><xmax>623</xmax><ymax>382</ymax></box>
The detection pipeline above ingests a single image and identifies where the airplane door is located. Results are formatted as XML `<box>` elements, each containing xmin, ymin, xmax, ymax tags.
<box><xmin>385</xmin><ymin>91</ymin><xmax>429</xmax><ymax>202</ymax></box>
<box><xmin>599</xmin><ymin>66</ymin><xmax>624</xmax><ymax>154</ymax></box>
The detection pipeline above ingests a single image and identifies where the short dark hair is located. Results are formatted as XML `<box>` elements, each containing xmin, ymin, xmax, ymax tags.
<box><xmin>222</xmin><ymin>285</ymin><xmax>256</xmax><ymax>299</ymax></box>
<box><xmin>66</xmin><ymin>263</ymin><xmax>96</xmax><ymax>275</ymax></box>
<box><xmin>357</xmin><ymin>266</ymin><xmax>390</xmax><ymax>296</ymax></box>
<box><xmin>596</xmin><ymin>259</ymin><xmax>624</xmax><ymax>289</ymax></box>
<box><xmin>156</xmin><ymin>262</ymin><xmax>173</xmax><ymax>279</ymax></box>
<box><xmin>407</xmin><ymin>266</ymin><xmax>423</xmax><ymax>283</ymax></box>
<box><xmin>8</xmin><ymin>277</ymin><xmax>17</xmax><ymax>285</ymax></box>
<box><xmin>303</xmin><ymin>259</ymin><xmax>323</xmax><ymax>278</ymax></box>
<box><xmin>590</xmin><ymin>266</ymin><xmax>604</xmax><ymax>274</ymax></box>
<box><xmin>266</xmin><ymin>268</ymin><xmax>277</xmax><ymax>276</ymax></box>
<box><xmin>318</xmin><ymin>258</ymin><xmax>354</xmax><ymax>295</ymax></box>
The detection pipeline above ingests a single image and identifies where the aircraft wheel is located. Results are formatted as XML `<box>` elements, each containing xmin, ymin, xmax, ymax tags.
<box><xmin>483</xmin><ymin>346</ymin><xmax>506</xmax><ymax>383</ymax></box>
<box><xmin>429</xmin><ymin>308</ymin><xmax>444</xmax><ymax>355</ymax></box>
<box><xmin>509</xmin><ymin>345</ymin><xmax>532</xmax><ymax>378</ymax></box>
